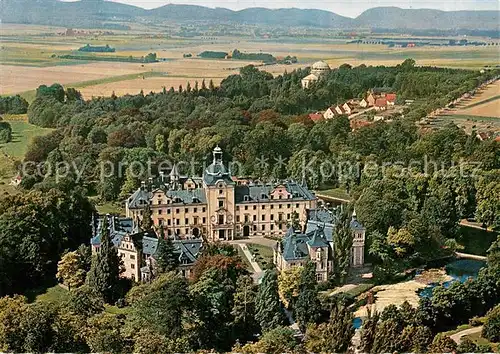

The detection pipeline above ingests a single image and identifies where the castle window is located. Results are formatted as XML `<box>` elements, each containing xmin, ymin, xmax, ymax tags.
<box><xmin>167</xmin><ymin>219</ymin><xmax>171</xmax><ymax>226</ymax></box>
<box><xmin>236</xmin><ymin>215</ymin><xmax>240</xmax><ymax>222</ymax></box>
<box><xmin>236</xmin><ymin>206</ymin><xmax>239</xmax><ymax>211</ymax></box>
<box><xmin>296</xmin><ymin>204</ymin><xmax>299</xmax><ymax>208</ymax></box>
<box><xmin>131</xmin><ymin>264</ymin><xmax>135</xmax><ymax>269</ymax></box>
<box><xmin>176</xmin><ymin>208</ymin><xmax>179</xmax><ymax>214</ymax></box>
<box><xmin>219</xmin><ymin>200</ymin><xmax>224</xmax><ymax>208</ymax></box>
<box><xmin>261</xmin><ymin>215</ymin><xmax>265</xmax><ymax>221</ymax></box>
<box><xmin>194</xmin><ymin>208</ymin><xmax>197</xmax><ymax>213</ymax></box>
<box><xmin>185</xmin><ymin>208</ymin><xmax>188</xmax><ymax>213</ymax></box>
<box><xmin>130</xmin><ymin>254</ymin><xmax>135</xmax><ymax>259</ymax></box>
<box><xmin>261</xmin><ymin>225</ymin><xmax>265</xmax><ymax>231</ymax></box>
<box><xmin>202</xmin><ymin>207</ymin><xmax>206</xmax><ymax>212</ymax></box>
<box><xmin>253</xmin><ymin>205</ymin><xmax>256</xmax><ymax>210</ymax></box>
<box><xmin>270</xmin><ymin>224</ymin><xmax>274</xmax><ymax>230</ymax></box>
<box><xmin>244</xmin><ymin>195</ymin><xmax>250</xmax><ymax>202</ymax></box>
<box><xmin>279</xmin><ymin>204</ymin><xmax>282</xmax><ymax>209</ymax></box>
<box><xmin>253</xmin><ymin>225</ymin><xmax>257</xmax><ymax>231</ymax></box>
<box><xmin>253</xmin><ymin>215</ymin><xmax>257</xmax><ymax>221</ymax></box>
<box><xmin>218</xmin><ymin>215</ymin><xmax>224</xmax><ymax>225</ymax></box>
<box><xmin>219</xmin><ymin>189</ymin><xmax>223</xmax><ymax>195</ymax></box>
<box><xmin>185</xmin><ymin>218</ymin><xmax>188</xmax><ymax>224</ymax></box>
<box><xmin>287</xmin><ymin>213</ymin><xmax>290</xmax><ymax>219</ymax></box>
<box><xmin>244</xmin><ymin>206</ymin><xmax>248</xmax><ymax>210</ymax></box>
<box><xmin>287</xmin><ymin>204</ymin><xmax>291</xmax><ymax>208</ymax></box>
<box><xmin>262</xmin><ymin>205</ymin><xmax>265</xmax><ymax>210</ymax></box>
<box><xmin>270</xmin><ymin>205</ymin><xmax>274</xmax><ymax>209</ymax></box>
<box><xmin>176</xmin><ymin>219</ymin><xmax>180</xmax><ymax>225</ymax></box>
<box><xmin>202</xmin><ymin>217</ymin><xmax>206</xmax><ymax>223</ymax></box>
<box><xmin>271</xmin><ymin>214</ymin><xmax>274</xmax><ymax>221</ymax></box>
<box><xmin>158</xmin><ymin>209</ymin><xmax>162</xmax><ymax>215</ymax></box>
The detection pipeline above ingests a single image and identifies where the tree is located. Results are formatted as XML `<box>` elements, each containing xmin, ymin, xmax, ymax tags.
<box><xmin>240</xmin><ymin>326</ymin><xmax>298</xmax><ymax>354</ymax></box>
<box><xmin>295</xmin><ymin>261</ymin><xmax>321</xmax><ymax>330</ymax></box>
<box><xmin>0</xmin><ymin>295</ymin><xmax>27</xmax><ymax>352</ymax></box>
<box><xmin>372</xmin><ymin>319</ymin><xmax>402</xmax><ymax>353</ymax></box>
<box><xmin>231</xmin><ymin>275</ymin><xmax>259</xmax><ymax>341</ymax></box>
<box><xmin>65</xmin><ymin>285</ymin><xmax>104</xmax><ymax>317</ymax></box>
<box><xmin>85</xmin><ymin>313</ymin><xmax>127</xmax><ymax>353</ymax></box>
<box><xmin>277</xmin><ymin>266</ymin><xmax>303</xmax><ymax>309</ymax></box>
<box><xmin>458</xmin><ymin>336</ymin><xmax>478</xmax><ymax>353</ymax></box>
<box><xmin>140</xmin><ymin>204</ymin><xmax>154</xmax><ymax>230</ymax></box>
<box><xmin>57</xmin><ymin>251</ymin><xmax>86</xmax><ymax>290</ymax></box>
<box><xmin>482</xmin><ymin>304</ymin><xmax>500</xmax><ymax>343</ymax></box>
<box><xmin>304</xmin><ymin>302</ymin><xmax>354</xmax><ymax>353</ymax></box>
<box><xmin>429</xmin><ymin>334</ymin><xmax>457</xmax><ymax>353</ymax></box>
<box><xmin>86</xmin><ymin>217</ymin><xmax>122</xmax><ymax>303</ymax></box>
<box><xmin>130</xmin><ymin>273</ymin><xmax>190</xmax><ymax>339</ymax></box>
<box><xmin>360</xmin><ymin>308</ymin><xmax>380</xmax><ymax>353</ymax></box>
<box><xmin>331</xmin><ymin>211</ymin><xmax>354</xmax><ymax>285</ymax></box>
<box><xmin>155</xmin><ymin>229</ymin><xmax>179</xmax><ymax>273</ymax></box>
<box><xmin>255</xmin><ymin>269</ymin><xmax>286</xmax><ymax>332</ymax></box>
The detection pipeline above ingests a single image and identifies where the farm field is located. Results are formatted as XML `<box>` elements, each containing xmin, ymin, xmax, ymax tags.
<box><xmin>1</xmin><ymin>24</ymin><xmax>499</xmax><ymax>100</ymax></box>
<box><xmin>431</xmin><ymin>81</ymin><xmax>500</xmax><ymax>134</ymax></box>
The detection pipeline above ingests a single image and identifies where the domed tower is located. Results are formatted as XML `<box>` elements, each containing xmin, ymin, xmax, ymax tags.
<box><xmin>311</xmin><ymin>61</ymin><xmax>331</xmax><ymax>76</ymax></box>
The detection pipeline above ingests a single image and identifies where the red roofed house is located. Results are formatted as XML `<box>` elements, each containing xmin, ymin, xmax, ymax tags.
<box><xmin>375</xmin><ymin>98</ymin><xmax>388</xmax><ymax>111</ymax></box>
<box><xmin>386</xmin><ymin>93</ymin><xmax>397</xmax><ymax>105</ymax></box>
<box><xmin>309</xmin><ymin>113</ymin><xmax>324</xmax><ymax>122</ymax></box>
<box><xmin>350</xmin><ymin>119</ymin><xmax>373</xmax><ymax>131</ymax></box>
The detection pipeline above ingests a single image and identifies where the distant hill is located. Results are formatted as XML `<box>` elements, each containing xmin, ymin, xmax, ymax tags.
<box><xmin>0</xmin><ymin>0</ymin><xmax>498</xmax><ymax>31</ymax></box>
<box><xmin>354</xmin><ymin>7</ymin><xmax>500</xmax><ymax>30</ymax></box>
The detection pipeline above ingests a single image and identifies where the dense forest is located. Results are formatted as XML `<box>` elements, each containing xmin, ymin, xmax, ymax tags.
<box><xmin>0</xmin><ymin>59</ymin><xmax>499</xmax><ymax>353</ymax></box>
<box><xmin>21</xmin><ymin>60</ymin><xmax>500</xmax><ymax>271</ymax></box>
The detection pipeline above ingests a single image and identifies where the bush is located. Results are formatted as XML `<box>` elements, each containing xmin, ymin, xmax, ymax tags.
<box><xmin>482</xmin><ymin>304</ymin><xmax>500</xmax><ymax>343</ymax></box>
<box><xmin>429</xmin><ymin>334</ymin><xmax>457</xmax><ymax>353</ymax></box>
<box><xmin>0</xmin><ymin>121</ymin><xmax>12</xmax><ymax>143</ymax></box>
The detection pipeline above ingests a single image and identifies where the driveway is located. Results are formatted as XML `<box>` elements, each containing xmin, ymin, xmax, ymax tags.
<box><xmin>450</xmin><ymin>326</ymin><xmax>483</xmax><ymax>344</ymax></box>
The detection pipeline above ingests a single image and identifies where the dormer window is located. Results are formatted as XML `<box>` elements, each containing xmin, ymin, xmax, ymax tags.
<box><xmin>244</xmin><ymin>195</ymin><xmax>250</xmax><ymax>202</ymax></box>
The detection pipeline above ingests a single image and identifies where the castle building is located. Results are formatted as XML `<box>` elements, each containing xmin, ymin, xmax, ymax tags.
<box><xmin>274</xmin><ymin>208</ymin><xmax>366</xmax><ymax>282</ymax></box>
<box><xmin>301</xmin><ymin>61</ymin><xmax>331</xmax><ymax>89</ymax></box>
<box><xmin>90</xmin><ymin>215</ymin><xmax>203</xmax><ymax>282</ymax></box>
<box><xmin>126</xmin><ymin>147</ymin><xmax>317</xmax><ymax>242</ymax></box>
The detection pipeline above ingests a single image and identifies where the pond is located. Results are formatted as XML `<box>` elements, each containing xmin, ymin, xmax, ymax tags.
<box><xmin>418</xmin><ymin>259</ymin><xmax>486</xmax><ymax>298</ymax></box>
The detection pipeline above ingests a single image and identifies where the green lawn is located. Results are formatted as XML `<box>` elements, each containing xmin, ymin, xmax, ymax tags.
<box><xmin>315</xmin><ymin>187</ymin><xmax>351</xmax><ymax>201</ymax></box>
<box><xmin>94</xmin><ymin>201</ymin><xmax>125</xmax><ymax>216</ymax></box>
<box><xmin>344</xmin><ymin>283</ymin><xmax>375</xmax><ymax>298</ymax></box>
<box><xmin>0</xmin><ymin>118</ymin><xmax>54</xmax><ymax>158</ymax></box>
<box><xmin>455</xmin><ymin>225</ymin><xmax>499</xmax><ymax>256</ymax></box>
<box><xmin>27</xmin><ymin>284</ymin><xmax>70</xmax><ymax>306</ymax></box>
<box><xmin>247</xmin><ymin>243</ymin><xmax>274</xmax><ymax>269</ymax></box>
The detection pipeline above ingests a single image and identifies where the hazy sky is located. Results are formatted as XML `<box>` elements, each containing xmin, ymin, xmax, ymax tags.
<box><xmin>100</xmin><ymin>0</ymin><xmax>499</xmax><ymax>17</ymax></box>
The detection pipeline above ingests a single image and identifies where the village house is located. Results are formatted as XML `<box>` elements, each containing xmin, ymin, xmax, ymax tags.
<box><xmin>334</xmin><ymin>105</ymin><xmax>344</xmax><ymax>115</ymax></box>
<box><xmin>308</xmin><ymin>112</ymin><xmax>324</xmax><ymax>122</ymax></box>
<box><xmin>359</xmin><ymin>98</ymin><xmax>369</xmax><ymax>108</ymax></box>
<box><xmin>323</xmin><ymin>106</ymin><xmax>337</xmax><ymax>119</ymax></box>
<box><xmin>274</xmin><ymin>208</ymin><xmax>366</xmax><ymax>282</ymax></box>
<box><xmin>126</xmin><ymin>146</ymin><xmax>318</xmax><ymax>242</ymax></box>
<box><xmin>375</xmin><ymin>97</ymin><xmax>388</xmax><ymax>111</ymax></box>
<box><xmin>366</xmin><ymin>93</ymin><xmax>377</xmax><ymax>106</ymax></box>
<box><xmin>386</xmin><ymin>93</ymin><xmax>397</xmax><ymax>105</ymax></box>
<box><xmin>342</xmin><ymin>102</ymin><xmax>355</xmax><ymax>115</ymax></box>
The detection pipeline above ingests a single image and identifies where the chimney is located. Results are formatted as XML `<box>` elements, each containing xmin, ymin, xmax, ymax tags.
<box><xmin>140</xmin><ymin>181</ymin><xmax>146</xmax><ymax>191</ymax></box>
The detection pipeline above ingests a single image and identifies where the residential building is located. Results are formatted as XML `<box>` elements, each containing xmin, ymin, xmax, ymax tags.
<box><xmin>90</xmin><ymin>215</ymin><xmax>203</xmax><ymax>282</ymax></box>
<box><xmin>308</xmin><ymin>112</ymin><xmax>324</xmax><ymax>122</ymax></box>
<box><xmin>386</xmin><ymin>93</ymin><xmax>397</xmax><ymax>105</ymax></box>
<box><xmin>342</xmin><ymin>102</ymin><xmax>354</xmax><ymax>115</ymax></box>
<box><xmin>334</xmin><ymin>105</ymin><xmax>344</xmax><ymax>115</ymax></box>
<box><xmin>323</xmin><ymin>106</ymin><xmax>337</xmax><ymax>119</ymax></box>
<box><xmin>274</xmin><ymin>208</ymin><xmax>366</xmax><ymax>282</ymax></box>
<box><xmin>359</xmin><ymin>98</ymin><xmax>369</xmax><ymax>108</ymax></box>
<box><xmin>366</xmin><ymin>93</ymin><xmax>376</xmax><ymax>106</ymax></box>
<box><xmin>375</xmin><ymin>97</ymin><xmax>388</xmax><ymax>111</ymax></box>
<box><xmin>126</xmin><ymin>147</ymin><xmax>318</xmax><ymax>242</ymax></box>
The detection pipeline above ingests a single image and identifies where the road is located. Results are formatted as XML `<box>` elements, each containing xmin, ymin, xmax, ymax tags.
<box><xmin>450</xmin><ymin>326</ymin><xmax>483</xmax><ymax>344</ymax></box>
<box><xmin>233</xmin><ymin>242</ymin><xmax>264</xmax><ymax>283</ymax></box>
